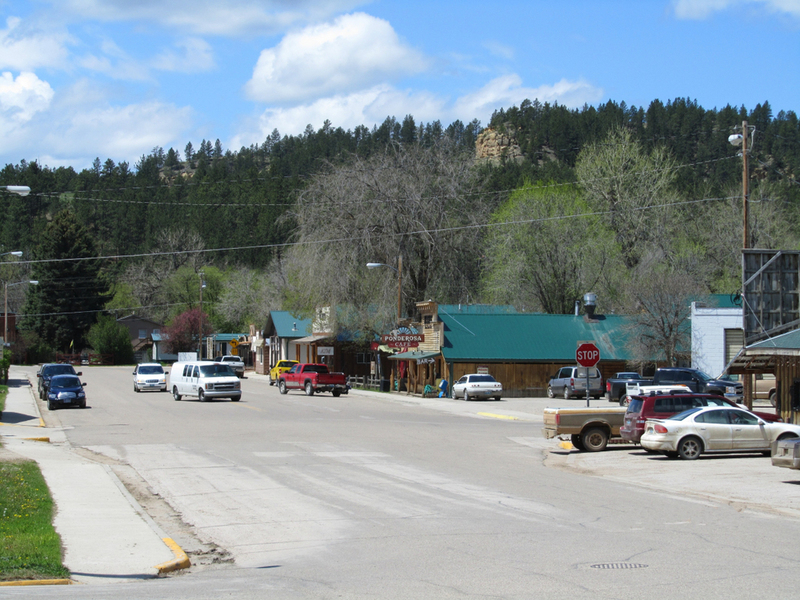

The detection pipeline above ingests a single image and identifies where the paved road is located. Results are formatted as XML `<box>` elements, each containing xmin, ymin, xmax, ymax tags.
<box><xmin>11</xmin><ymin>365</ymin><xmax>800</xmax><ymax>599</ymax></box>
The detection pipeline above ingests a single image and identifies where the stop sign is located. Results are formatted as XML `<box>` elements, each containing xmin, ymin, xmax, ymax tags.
<box><xmin>576</xmin><ymin>342</ymin><xmax>600</xmax><ymax>367</ymax></box>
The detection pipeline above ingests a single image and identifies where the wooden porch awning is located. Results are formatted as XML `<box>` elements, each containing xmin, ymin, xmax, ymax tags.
<box><xmin>388</xmin><ymin>351</ymin><xmax>440</xmax><ymax>363</ymax></box>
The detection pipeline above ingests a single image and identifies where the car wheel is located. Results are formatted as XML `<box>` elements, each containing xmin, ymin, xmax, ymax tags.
<box><xmin>305</xmin><ymin>381</ymin><xmax>314</xmax><ymax>396</ymax></box>
<box><xmin>494</xmin><ymin>396</ymin><xmax>501</xmax><ymax>401</ymax></box>
<box><xmin>620</xmin><ymin>395</ymin><xmax>631</xmax><ymax>407</ymax></box>
<box><xmin>777</xmin><ymin>433</ymin><xmax>799</xmax><ymax>441</ymax></box>
<box><xmin>173</xmin><ymin>387</ymin><xmax>182</xmax><ymax>401</ymax></box>
<box><xmin>80</xmin><ymin>400</ymin><xmax>86</xmax><ymax>408</ymax></box>
<box><xmin>563</xmin><ymin>387</ymin><xmax>570</xmax><ymax>400</ymax></box>
<box><xmin>464</xmin><ymin>391</ymin><xmax>472</xmax><ymax>402</ymax></box>
<box><xmin>198</xmin><ymin>389</ymin><xmax>205</xmax><ymax>402</ymax></box>
<box><xmin>451</xmin><ymin>387</ymin><xmax>457</xmax><ymax>399</ymax></box>
<box><xmin>571</xmin><ymin>434</ymin><xmax>586</xmax><ymax>451</ymax></box>
<box><xmin>134</xmin><ymin>383</ymin><xmax>139</xmax><ymax>392</ymax></box>
<box><xmin>547</xmin><ymin>386</ymin><xmax>554</xmax><ymax>398</ymax></box>
<box><xmin>581</xmin><ymin>427</ymin><xmax>608</xmax><ymax>452</ymax></box>
<box><xmin>332</xmin><ymin>390</ymin><xmax>341</xmax><ymax>397</ymax></box>
<box><xmin>269</xmin><ymin>376</ymin><xmax>274</xmax><ymax>386</ymax></box>
<box><xmin>677</xmin><ymin>436</ymin><xmax>702</xmax><ymax>460</ymax></box>
<box><xmin>279</xmin><ymin>380</ymin><xmax>288</xmax><ymax>395</ymax></box>
<box><xmin>770</xmin><ymin>391</ymin><xmax>777</xmax><ymax>408</ymax></box>
<box><xmin>231</xmin><ymin>396</ymin><xmax>240</xmax><ymax>402</ymax></box>
<box><xmin>47</xmin><ymin>399</ymin><xmax>55</xmax><ymax>411</ymax></box>
<box><xmin>664</xmin><ymin>451</ymin><xmax>679</xmax><ymax>459</ymax></box>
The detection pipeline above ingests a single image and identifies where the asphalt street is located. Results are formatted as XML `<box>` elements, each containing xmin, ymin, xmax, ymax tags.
<box><xmin>4</xmin><ymin>365</ymin><xmax>800</xmax><ymax>599</ymax></box>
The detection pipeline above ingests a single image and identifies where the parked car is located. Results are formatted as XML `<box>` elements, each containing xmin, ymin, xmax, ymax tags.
<box><xmin>451</xmin><ymin>374</ymin><xmax>503</xmax><ymax>401</ymax></box>
<box><xmin>45</xmin><ymin>374</ymin><xmax>87</xmax><ymax>410</ymax></box>
<box><xmin>269</xmin><ymin>360</ymin><xmax>299</xmax><ymax>385</ymax></box>
<box><xmin>548</xmin><ymin>366</ymin><xmax>603</xmax><ymax>399</ymax></box>
<box><xmin>37</xmin><ymin>363</ymin><xmax>81</xmax><ymax>400</ymax></box>
<box><xmin>640</xmin><ymin>406</ymin><xmax>800</xmax><ymax>460</ymax></box>
<box><xmin>621</xmin><ymin>392</ymin><xmax>782</xmax><ymax>445</ymax></box>
<box><xmin>133</xmin><ymin>363</ymin><xmax>167</xmax><ymax>392</ymax></box>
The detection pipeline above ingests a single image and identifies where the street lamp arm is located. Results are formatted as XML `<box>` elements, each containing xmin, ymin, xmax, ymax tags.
<box><xmin>366</xmin><ymin>262</ymin><xmax>398</xmax><ymax>274</ymax></box>
<box><xmin>0</xmin><ymin>186</ymin><xmax>31</xmax><ymax>197</ymax></box>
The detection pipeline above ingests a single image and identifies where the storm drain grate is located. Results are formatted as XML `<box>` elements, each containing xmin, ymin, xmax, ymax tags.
<box><xmin>590</xmin><ymin>563</ymin><xmax>648</xmax><ymax>570</ymax></box>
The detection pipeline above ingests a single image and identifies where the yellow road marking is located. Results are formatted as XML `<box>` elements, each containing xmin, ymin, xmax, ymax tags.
<box><xmin>477</xmin><ymin>412</ymin><xmax>521</xmax><ymax>421</ymax></box>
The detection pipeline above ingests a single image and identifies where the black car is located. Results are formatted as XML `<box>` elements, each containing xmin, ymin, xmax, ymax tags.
<box><xmin>45</xmin><ymin>374</ymin><xmax>87</xmax><ymax>410</ymax></box>
<box><xmin>37</xmin><ymin>363</ymin><xmax>82</xmax><ymax>399</ymax></box>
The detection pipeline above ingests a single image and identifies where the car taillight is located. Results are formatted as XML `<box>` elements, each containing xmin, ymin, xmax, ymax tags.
<box><xmin>570</xmin><ymin>377</ymin><xmax>574</xmax><ymax>386</ymax></box>
<box><xmin>654</xmin><ymin>424</ymin><xmax>668</xmax><ymax>434</ymax></box>
<box><xmin>606</xmin><ymin>381</ymin><xmax>611</xmax><ymax>391</ymax></box>
<box><xmin>556</xmin><ymin>414</ymin><xmax>561</xmax><ymax>426</ymax></box>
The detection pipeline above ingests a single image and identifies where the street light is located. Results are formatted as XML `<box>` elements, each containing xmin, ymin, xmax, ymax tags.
<box><xmin>0</xmin><ymin>186</ymin><xmax>31</xmax><ymax>197</ymax></box>
<box><xmin>198</xmin><ymin>273</ymin><xmax>206</xmax><ymax>359</ymax></box>
<box><xmin>366</xmin><ymin>255</ymin><xmax>403</xmax><ymax>323</ymax></box>
<box><xmin>0</xmin><ymin>251</ymin><xmax>23</xmax><ymax>258</ymax></box>
<box><xmin>4</xmin><ymin>280</ymin><xmax>37</xmax><ymax>346</ymax></box>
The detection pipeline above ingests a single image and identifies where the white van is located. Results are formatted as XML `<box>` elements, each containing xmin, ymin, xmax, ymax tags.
<box><xmin>170</xmin><ymin>361</ymin><xmax>241</xmax><ymax>402</ymax></box>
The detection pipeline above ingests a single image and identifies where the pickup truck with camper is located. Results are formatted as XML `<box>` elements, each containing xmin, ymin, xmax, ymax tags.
<box><xmin>277</xmin><ymin>363</ymin><xmax>349</xmax><ymax>397</ymax></box>
<box><xmin>214</xmin><ymin>355</ymin><xmax>245</xmax><ymax>377</ymax></box>
<box><xmin>628</xmin><ymin>367</ymin><xmax>742</xmax><ymax>402</ymax></box>
<box><xmin>542</xmin><ymin>406</ymin><xmax>627</xmax><ymax>452</ymax></box>
<box><xmin>605</xmin><ymin>372</ymin><xmax>646</xmax><ymax>404</ymax></box>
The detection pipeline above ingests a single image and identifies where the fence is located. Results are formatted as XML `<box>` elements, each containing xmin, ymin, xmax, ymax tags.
<box><xmin>348</xmin><ymin>374</ymin><xmax>383</xmax><ymax>391</ymax></box>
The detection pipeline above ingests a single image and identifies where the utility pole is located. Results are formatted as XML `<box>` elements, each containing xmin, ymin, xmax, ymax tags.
<box><xmin>742</xmin><ymin>120</ymin><xmax>749</xmax><ymax>249</ymax></box>
<box><xmin>396</xmin><ymin>254</ymin><xmax>403</xmax><ymax>323</ymax></box>
<box><xmin>198</xmin><ymin>272</ymin><xmax>205</xmax><ymax>359</ymax></box>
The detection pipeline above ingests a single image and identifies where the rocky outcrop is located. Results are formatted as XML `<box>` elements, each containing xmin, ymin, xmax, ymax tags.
<box><xmin>475</xmin><ymin>125</ymin><xmax>525</xmax><ymax>164</ymax></box>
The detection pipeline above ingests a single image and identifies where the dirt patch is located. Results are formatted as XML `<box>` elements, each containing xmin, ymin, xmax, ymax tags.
<box><xmin>70</xmin><ymin>447</ymin><xmax>235</xmax><ymax>572</ymax></box>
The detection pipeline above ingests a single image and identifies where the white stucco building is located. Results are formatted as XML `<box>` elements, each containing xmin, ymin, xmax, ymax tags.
<box><xmin>690</xmin><ymin>301</ymin><xmax>744</xmax><ymax>377</ymax></box>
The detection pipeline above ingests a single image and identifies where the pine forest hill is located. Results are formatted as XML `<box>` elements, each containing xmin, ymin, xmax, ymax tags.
<box><xmin>2</xmin><ymin>97</ymin><xmax>799</xmax><ymax>357</ymax></box>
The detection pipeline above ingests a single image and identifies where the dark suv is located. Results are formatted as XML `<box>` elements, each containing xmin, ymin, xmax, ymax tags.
<box><xmin>621</xmin><ymin>392</ymin><xmax>781</xmax><ymax>444</ymax></box>
<box><xmin>37</xmin><ymin>363</ymin><xmax>82</xmax><ymax>400</ymax></box>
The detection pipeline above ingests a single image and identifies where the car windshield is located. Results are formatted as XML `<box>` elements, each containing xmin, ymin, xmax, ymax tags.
<box><xmin>671</xmin><ymin>408</ymin><xmax>703</xmax><ymax>421</ymax></box>
<box><xmin>46</xmin><ymin>365</ymin><xmax>74</xmax><ymax>376</ymax></box>
<box><xmin>51</xmin><ymin>376</ymin><xmax>81</xmax><ymax>389</ymax></box>
<box><xmin>469</xmin><ymin>375</ymin><xmax>497</xmax><ymax>383</ymax></box>
<box><xmin>619</xmin><ymin>373</ymin><xmax>641</xmax><ymax>379</ymax></box>
<box><xmin>138</xmin><ymin>365</ymin><xmax>163</xmax><ymax>374</ymax></box>
<box><xmin>199</xmin><ymin>364</ymin><xmax>235</xmax><ymax>377</ymax></box>
<box><xmin>695</xmin><ymin>370</ymin><xmax>714</xmax><ymax>382</ymax></box>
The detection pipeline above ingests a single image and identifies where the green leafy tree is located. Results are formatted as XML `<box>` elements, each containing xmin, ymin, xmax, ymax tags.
<box><xmin>86</xmin><ymin>315</ymin><xmax>134</xmax><ymax>364</ymax></box>
<box><xmin>481</xmin><ymin>183</ymin><xmax>619</xmax><ymax>313</ymax></box>
<box><xmin>21</xmin><ymin>211</ymin><xmax>110</xmax><ymax>352</ymax></box>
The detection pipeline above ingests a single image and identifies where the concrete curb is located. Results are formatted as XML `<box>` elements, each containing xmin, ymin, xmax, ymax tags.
<box><xmin>0</xmin><ymin>579</ymin><xmax>73</xmax><ymax>587</ymax></box>
<box><xmin>155</xmin><ymin>538</ymin><xmax>192</xmax><ymax>574</ymax></box>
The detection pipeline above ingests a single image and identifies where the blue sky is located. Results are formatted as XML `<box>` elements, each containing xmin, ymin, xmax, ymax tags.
<box><xmin>0</xmin><ymin>0</ymin><xmax>797</xmax><ymax>170</ymax></box>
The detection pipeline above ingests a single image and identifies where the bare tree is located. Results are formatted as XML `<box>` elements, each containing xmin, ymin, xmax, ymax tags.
<box><xmin>576</xmin><ymin>126</ymin><xmax>677</xmax><ymax>269</ymax></box>
<box><xmin>282</xmin><ymin>140</ymin><xmax>486</xmax><ymax>334</ymax></box>
<box><xmin>623</xmin><ymin>266</ymin><xmax>701</xmax><ymax>368</ymax></box>
<box><xmin>120</xmin><ymin>228</ymin><xmax>206</xmax><ymax>323</ymax></box>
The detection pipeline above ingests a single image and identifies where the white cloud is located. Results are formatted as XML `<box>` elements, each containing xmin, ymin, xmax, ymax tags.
<box><xmin>232</xmin><ymin>74</ymin><xmax>604</xmax><ymax>148</ymax></box>
<box><xmin>154</xmin><ymin>37</ymin><xmax>215</xmax><ymax>73</ymax></box>
<box><xmin>454</xmin><ymin>74</ymin><xmax>603</xmax><ymax>118</ymax></box>
<box><xmin>244</xmin><ymin>13</ymin><xmax>427</xmax><ymax>105</ymax></box>
<box><xmin>0</xmin><ymin>16</ymin><xmax>71</xmax><ymax>70</ymax></box>
<box><xmin>0</xmin><ymin>71</ymin><xmax>54</xmax><ymax>123</ymax></box>
<box><xmin>673</xmin><ymin>0</ymin><xmax>800</xmax><ymax>19</ymax></box>
<box><xmin>77</xmin><ymin>38</ymin><xmax>151</xmax><ymax>81</ymax></box>
<box><xmin>53</xmin><ymin>0</ymin><xmax>367</xmax><ymax>36</ymax></box>
<box><xmin>482</xmin><ymin>41</ymin><xmax>515</xmax><ymax>61</ymax></box>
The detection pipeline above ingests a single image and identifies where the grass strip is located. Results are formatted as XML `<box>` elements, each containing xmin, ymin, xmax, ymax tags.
<box><xmin>0</xmin><ymin>461</ymin><xmax>70</xmax><ymax>581</ymax></box>
<box><xmin>0</xmin><ymin>384</ymin><xmax>6</xmax><ymax>414</ymax></box>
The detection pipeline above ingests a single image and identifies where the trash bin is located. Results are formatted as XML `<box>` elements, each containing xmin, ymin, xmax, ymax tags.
<box><xmin>381</xmin><ymin>379</ymin><xmax>390</xmax><ymax>392</ymax></box>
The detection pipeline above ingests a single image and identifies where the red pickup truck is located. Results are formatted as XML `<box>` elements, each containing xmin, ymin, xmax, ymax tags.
<box><xmin>277</xmin><ymin>363</ymin><xmax>349</xmax><ymax>397</ymax></box>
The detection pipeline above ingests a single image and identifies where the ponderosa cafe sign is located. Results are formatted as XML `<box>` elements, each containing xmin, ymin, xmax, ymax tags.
<box><xmin>381</xmin><ymin>334</ymin><xmax>424</xmax><ymax>348</ymax></box>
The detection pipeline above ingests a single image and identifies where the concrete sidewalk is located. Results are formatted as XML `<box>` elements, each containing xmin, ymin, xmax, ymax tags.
<box><xmin>0</xmin><ymin>370</ymin><xmax>187</xmax><ymax>586</ymax></box>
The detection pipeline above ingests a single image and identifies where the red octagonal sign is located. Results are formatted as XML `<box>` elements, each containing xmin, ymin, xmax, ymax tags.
<box><xmin>576</xmin><ymin>343</ymin><xmax>600</xmax><ymax>368</ymax></box>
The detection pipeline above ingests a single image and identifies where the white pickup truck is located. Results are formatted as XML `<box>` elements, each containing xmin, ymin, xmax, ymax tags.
<box><xmin>215</xmin><ymin>355</ymin><xmax>245</xmax><ymax>378</ymax></box>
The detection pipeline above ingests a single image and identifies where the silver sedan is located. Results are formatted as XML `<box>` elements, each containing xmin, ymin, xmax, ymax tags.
<box><xmin>641</xmin><ymin>406</ymin><xmax>800</xmax><ymax>460</ymax></box>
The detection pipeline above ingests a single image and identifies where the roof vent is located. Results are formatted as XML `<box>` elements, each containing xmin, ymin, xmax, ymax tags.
<box><xmin>583</xmin><ymin>292</ymin><xmax>597</xmax><ymax>318</ymax></box>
